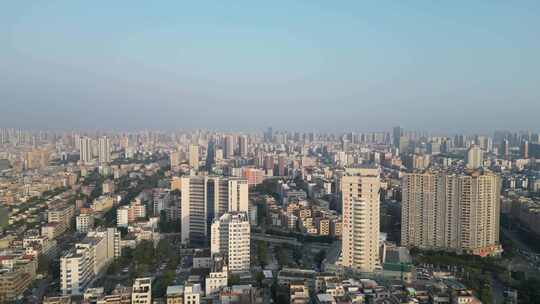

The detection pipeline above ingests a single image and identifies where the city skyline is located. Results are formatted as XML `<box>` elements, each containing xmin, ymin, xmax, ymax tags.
<box><xmin>2</xmin><ymin>1</ymin><xmax>540</xmax><ymax>132</ymax></box>
<box><xmin>1</xmin><ymin>2</ymin><xmax>540</xmax><ymax>302</ymax></box>
<box><xmin>2</xmin><ymin>117</ymin><xmax>540</xmax><ymax>302</ymax></box>
<box><xmin>0</xmin><ymin>125</ymin><xmax>539</xmax><ymax>136</ymax></box>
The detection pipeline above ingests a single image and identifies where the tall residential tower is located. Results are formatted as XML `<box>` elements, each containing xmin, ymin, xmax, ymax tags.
<box><xmin>98</xmin><ymin>136</ymin><xmax>111</xmax><ymax>164</ymax></box>
<box><xmin>340</xmin><ymin>167</ymin><xmax>381</xmax><ymax>272</ymax></box>
<box><xmin>401</xmin><ymin>170</ymin><xmax>501</xmax><ymax>256</ymax></box>
<box><xmin>180</xmin><ymin>176</ymin><xmax>249</xmax><ymax>245</ymax></box>
<box><xmin>210</xmin><ymin>212</ymin><xmax>250</xmax><ymax>273</ymax></box>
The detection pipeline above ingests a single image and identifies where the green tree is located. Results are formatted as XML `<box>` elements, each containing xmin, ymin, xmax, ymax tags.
<box><xmin>159</xmin><ymin>210</ymin><xmax>168</xmax><ymax>232</ymax></box>
<box><xmin>478</xmin><ymin>286</ymin><xmax>492</xmax><ymax>303</ymax></box>
<box><xmin>256</xmin><ymin>203</ymin><xmax>267</xmax><ymax>227</ymax></box>
<box><xmin>153</xmin><ymin>270</ymin><xmax>176</xmax><ymax>298</ymax></box>
<box><xmin>156</xmin><ymin>239</ymin><xmax>172</xmax><ymax>261</ymax></box>
<box><xmin>37</xmin><ymin>254</ymin><xmax>51</xmax><ymax>275</ymax></box>
<box><xmin>167</xmin><ymin>254</ymin><xmax>180</xmax><ymax>271</ymax></box>
<box><xmin>255</xmin><ymin>271</ymin><xmax>265</xmax><ymax>287</ymax></box>
<box><xmin>516</xmin><ymin>278</ymin><xmax>540</xmax><ymax>304</ymax></box>
<box><xmin>292</xmin><ymin>246</ymin><xmax>302</xmax><ymax>265</ymax></box>
<box><xmin>275</xmin><ymin>245</ymin><xmax>289</xmax><ymax>267</ymax></box>
<box><xmin>271</xmin><ymin>278</ymin><xmax>289</xmax><ymax>304</ymax></box>
<box><xmin>136</xmin><ymin>263</ymin><xmax>150</xmax><ymax>277</ymax></box>
<box><xmin>107</xmin><ymin>259</ymin><xmax>121</xmax><ymax>275</ymax></box>
<box><xmin>134</xmin><ymin>240</ymin><xmax>156</xmax><ymax>267</ymax></box>
<box><xmin>314</xmin><ymin>249</ymin><xmax>327</xmax><ymax>270</ymax></box>
<box><xmin>229</xmin><ymin>274</ymin><xmax>241</xmax><ymax>286</ymax></box>
<box><xmin>256</xmin><ymin>241</ymin><xmax>269</xmax><ymax>268</ymax></box>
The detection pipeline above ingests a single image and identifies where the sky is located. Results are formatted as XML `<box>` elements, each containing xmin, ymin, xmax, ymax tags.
<box><xmin>1</xmin><ymin>1</ymin><xmax>539</xmax><ymax>133</ymax></box>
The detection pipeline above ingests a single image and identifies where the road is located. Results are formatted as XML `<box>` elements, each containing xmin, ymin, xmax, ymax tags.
<box><xmin>490</xmin><ymin>274</ymin><xmax>505</xmax><ymax>304</ymax></box>
<box><xmin>252</xmin><ymin>233</ymin><xmax>301</xmax><ymax>246</ymax></box>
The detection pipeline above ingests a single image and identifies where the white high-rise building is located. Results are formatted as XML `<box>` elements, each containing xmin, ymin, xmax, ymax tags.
<box><xmin>180</xmin><ymin>176</ymin><xmax>249</xmax><ymax>245</ymax></box>
<box><xmin>74</xmin><ymin>134</ymin><xmax>81</xmax><ymax>151</ymax></box>
<box><xmin>215</xmin><ymin>148</ymin><xmax>224</xmax><ymax>161</ymax></box>
<box><xmin>228</xmin><ymin>178</ymin><xmax>249</xmax><ymax>213</ymax></box>
<box><xmin>79</xmin><ymin>136</ymin><xmax>93</xmax><ymax>164</ymax></box>
<box><xmin>224</xmin><ymin>135</ymin><xmax>234</xmax><ymax>159</ymax></box>
<box><xmin>60</xmin><ymin>245</ymin><xmax>94</xmax><ymax>295</ymax></box>
<box><xmin>76</xmin><ymin>213</ymin><xmax>94</xmax><ymax>233</ymax></box>
<box><xmin>132</xmin><ymin>277</ymin><xmax>152</xmax><ymax>304</ymax></box>
<box><xmin>117</xmin><ymin>206</ymin><xmax>129</xmax><ymax>228</ymax></box>
<box><xmin>401</xmin><ymin>170</ymin><xmax>501</xmax><ymax>256</ymax></box>
<box><xmin>211</xmin><ymin>212</ymin><xmax>250</xmax><ymax>273</ymax></box>
<box><xmin>170</xmin><ymin>150</ymin><xmax>180</xmax><ymax>168</ymax></box>
<box><xmin>91</xmin><ymin>138</ymin><xmax>99</xmax><ymax>159</ymax></box>
<box><xmin>340</xmin><ymin>167</ymin><xmax>381</xmax><ymax>272</ymax></box>
<box><xmin>110</xmin><ymin>228</ymin><xmax>122</xmax><ymax>258</ymax></box>
<box><xmin>189</xmin><ymin>144</ymin><xmax>199</xmax><ymax>170</ymax></box>
<box><xmin>181</xmin><ymin>176</ymin><xmax>207</xmax><ymax>245</ymax></box>
<box><xmin>87</xmin><ymin>227</ymin><xmax>122</xmax><ymax>259</ymax></box>
<box><xmin>466</xmin><ymin>145</ymin><xmax>483</xmax><ymax>169</ymax></box>
<box><xmin>239</xmin><ymin>135</ymin><xmax>248</xmax><ymax>157</ymax></box>
<box><xmin>60</xmin><ymin>227</ymin><xmax>121</xmax><ymax>294</ymax></box>
<box><xmin>98</xmin><ymin>136</ymin><xmax>111</xmax><ymax>164</ymax></box>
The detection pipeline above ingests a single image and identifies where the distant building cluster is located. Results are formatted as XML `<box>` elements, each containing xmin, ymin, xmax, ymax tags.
<box><xmin>0</xmin><ymin>126</ymin><xmax>539</xmax><ymax>302</ymax></box>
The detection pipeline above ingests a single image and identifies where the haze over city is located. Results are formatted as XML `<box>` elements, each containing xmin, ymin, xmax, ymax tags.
<box><xmin>2</xmin><ymin>2</ymin><xmax>540</xmax><ymax>304</ymax></box>
<box><xmin>2</xmin><ymin>1</ymin><xmax>540</xmax><ymax>132</ymax></box>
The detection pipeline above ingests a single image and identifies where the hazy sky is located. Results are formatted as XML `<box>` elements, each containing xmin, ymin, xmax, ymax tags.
<box><xmin>1</xmin><ymin>1</ymin><xmax>539</xmax><ymax>132</ymax></box>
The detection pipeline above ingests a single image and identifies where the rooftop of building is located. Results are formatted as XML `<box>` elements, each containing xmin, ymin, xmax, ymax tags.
<box><xmin>166</xmin><ymin>285</ymin><xmax>184</xmax><ymax>295</ymax></box>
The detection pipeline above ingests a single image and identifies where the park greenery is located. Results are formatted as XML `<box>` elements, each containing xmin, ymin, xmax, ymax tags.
<box><xmin>411</xmin><ymin>249</ymin><xmax>500</xmax><ymax>303</ymax></box>
<box><xmin>255</xmin><ymin>240</ymin><xmax>269</xmax><ymax>268</ymax></box>
<box><xmin>105</xmin><ymin>239</ymin><xmax>179</xmax><ymax>298</ymax></box>
<box><xmin>412</xmin><ymin>247</ymin><xmax>540</xmax><ymax>303</ymax></box>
